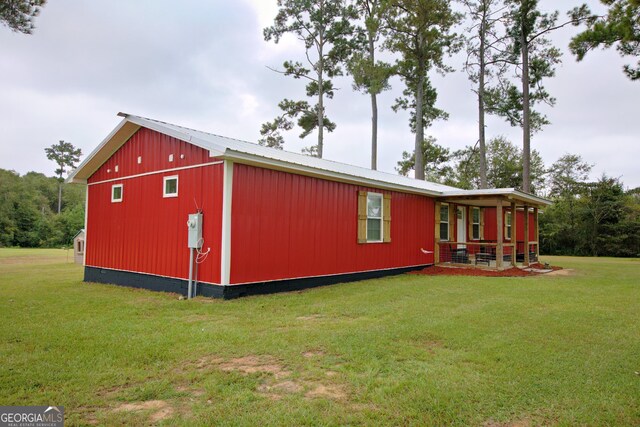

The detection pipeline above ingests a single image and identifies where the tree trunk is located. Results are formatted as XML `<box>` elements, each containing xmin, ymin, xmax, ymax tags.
<box><xmin>478</xmin><ymin>19</ymin><xmax>488</xmax><ymax>189</ymax></box>
<box><xmin>57</xmin><ymin>182</ymin><xmax>62</xmax><ymax>214</ymax></box>
<box><xmin>369</xmin><ymin>34</ymin><xmax>378</xmax><ymax>170</ymax></box>
<box><xmin>414</xmin><ymin>39</ymin><xmax>425</xmax><ymax>180</ymax></box>
<box><xmin>371</xmin><ymin>93</ymin><xmax>378</xmax><ymax>170</ymax></box>
<box><xmin>521</xmin><ymin>22</ymin><xmax>531</xmax><ymax>193</ymax></box>
<box><xmin>316</xmin><ymin>3</ymin><xmax>325</xmax><ymax>159</ymax></box>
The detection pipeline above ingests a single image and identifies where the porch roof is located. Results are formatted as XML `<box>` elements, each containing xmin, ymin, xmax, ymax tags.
<box><xmin>440</xmin><ymin>188</ymin><xmax>551</xmax><ymax>208</ymax></box>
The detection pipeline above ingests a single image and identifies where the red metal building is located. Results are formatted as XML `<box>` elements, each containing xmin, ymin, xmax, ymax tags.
<box><xmin>68</xmin><ymin>113</ymin><xmax>550</xmax><ymax>298</ymax></box>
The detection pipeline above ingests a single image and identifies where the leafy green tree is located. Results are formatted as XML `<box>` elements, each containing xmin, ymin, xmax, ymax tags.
<box><xmin>263</xmin><ymin>0</ymin><xmax>356</xmax><ymax>158</ymax></box>
<box><xmin>384</xmin><ymin>0</ymin><xmax>462</xmax><ymax>180</ymax></box>
<box><xmin>485</xmin><ymin>135</ymin><xmax>545</xmax><ymax>191</ymax></box>
<box><xmin>548</xmin><ymin>153</ymin><xmax>592</xmax><ymax>198</ymax></box>
<box><xmin>396</xmin><ymin>136</ymin><xmax>456</xmax><ymax>184</ymax></box>
<box><xmin>0</xmin><ymin>168</ymin><xmax>86</xmax><ymax>248</ymax></box>
<box><xmin>448</xmin><ymin>136</ymin><xmax>546</xmax><ymax>192</ymax></box>
<box><xmin>570</xmin><ymin>0</ymin><xmax>640</xmax><ymax>80</ymax></box>
<box><xmin>0</xmin><ymin>169</ymin><xmax>21</xmax><ymax>246</ymax></box>
<box><xmin>461</xmin><ymin>0</ymin><xmax>511</xmax><ymax>189</ymax></box>
<box><xmin>540</xmin><ymin>172</ymin><xmax>640</xmax><ymax>257</ymax></box>
<box><xmin>579</xmin><ymin>176</ymin><xmax>631</xmax><ymax>256</ymax></box>
<box><xmin>346</xmin><ymin>0</ymin><xmax>394</xmax><ymax>170</ymax></box>
<box><xmin>44</xmin><ymin>140</ymin><xmax>82</xmax><ymax>214</ymax></box>
<box><xmin>0</xmin><ymin>0</ymin><xmax>46</xmax><ymax>34</ymax></box>
<box><xmin>538</xmin><ymin>154</ymin><xmax>592</xmax><ymax>254</ymax></box>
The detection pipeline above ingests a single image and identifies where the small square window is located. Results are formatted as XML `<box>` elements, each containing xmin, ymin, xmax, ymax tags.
<box><xmin>168</xmin><ymin>154</ymin><xmax>174</xmax><ymax>162</ymax></box>
<box><xmin>111</xmin><ymin>184</ymin><xmax>123</xmax><ymax>203</ymax></box>
<box><xmin>137</xmin><ymin>156</ymin><xmax>142</xmax><ymax>164</ymax></box>
<box><xmin>163</xmin><ymin>175</ymin><xmax>178</xmax><ymax>198</ymax></box>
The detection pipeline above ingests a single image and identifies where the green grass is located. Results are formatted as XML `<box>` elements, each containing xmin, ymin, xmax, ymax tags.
<box><xmin>1</xmin><ymin>249</ymin><xmax>639</xmax><ymax>426</ymax></box>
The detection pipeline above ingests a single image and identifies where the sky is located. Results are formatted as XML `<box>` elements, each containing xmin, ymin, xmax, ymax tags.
<box><xmin>0</xmin><ymin>0</ymin><xmax>638</xmax><ymax>190</ymax></box>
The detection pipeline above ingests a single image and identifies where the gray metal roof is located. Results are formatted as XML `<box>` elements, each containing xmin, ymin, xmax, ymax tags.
<box><xmin>67</xmin><ymin>112</ymin><xmax>551</xmax><ymax>206</ymax></box>
<box><xmin>119</xmin><ymin>113</ymin><xmax>460</xmax><ymax>195</ymax></box>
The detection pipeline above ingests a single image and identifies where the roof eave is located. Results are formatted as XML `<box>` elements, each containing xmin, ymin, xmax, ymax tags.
<box><xmin>67</xmin><ymin>113</ymin><xmax>228</xmax><ymax>184</ymax></box>
<box><xmin>66</xmin><ymin>118</ymin><xmax>138</xmax><ymax>184</ymax></box>
<box><xmin>441</xmin><ymin>188</ymin><xmax>551</xmax><ymax>207</ymax></box>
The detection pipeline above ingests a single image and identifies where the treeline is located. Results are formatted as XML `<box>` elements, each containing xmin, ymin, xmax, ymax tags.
<box><xmin>0</xmin><ymin>169</ymin><xmax>85</xmax><ymax>247</ymax></box>
<box><xmin>541</xmin><ymin>177</ymin><xmax>640</xmax><ymax>258</ymax></box>
<box><xmin>399</xmin><ymin>136</ymin><xmax>640</xmax><ymax>257</ymax></box>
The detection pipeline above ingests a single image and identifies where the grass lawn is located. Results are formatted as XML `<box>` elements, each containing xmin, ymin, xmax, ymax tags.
<box><xmin>1</xmin><ymin>249</ymin><xmax>639</xmax><ymax>426</ymax></box>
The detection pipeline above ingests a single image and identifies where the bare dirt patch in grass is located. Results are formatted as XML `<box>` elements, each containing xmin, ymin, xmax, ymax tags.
<box><xmin>96</xmin><ymin>383</ymin><xmax>133</xmax><ymax>398</ymax></box>
<box><xmin>175</xmin><ymin>384</ymin><xmax>205</xmax><ymax>398</ymax></box>
<box><xmin>258</xmin><ymin>380</ymin><xmax>304</xmax><ymax>394</ymax></box>
<box><xmin>297</xmin><ymin>314</ymin><xmax>325</xmax><ymax>321</ymax></box>
<box><xmin>302</xmin><ymin>350</ymin><xmax>325</xmax><ymax>358</ymax></box>
<box><xmin>219</xmin><ymin>355</ymin><xmax>291</xmax><ymax>379</ymax></box>
<box><xmin>305</xmin><ymin>383</ymin><xmax>347</xmax><ymax>400</ymax></box>
<box><xmin>257</xmin><ymin>377</ymin><xmax>348</xmax><ymax>401</ymax></box>
<box><xmin>191</xmin><ymin>355</ymin><xmax>225</xmax><ymax>371</ymax></box>
<box><xmin>544</xmin><ymin>268</ymin><xmax>573</xmax><ymax>277</ymax></box>
<box><xmin>421</xmin><ymin>340</ymin><xmax>444</xmax><ymax>354</ymax></box>
<box><xmin>210</xmin><ymin>353</ymin><xmax>350</xmax><ymax>401</ymax></box>
<box><xmin>113</xmin><ymin>400</ymin><xmax>174</xmax><ymax>423</ymax></box>
<box><xmin>484</xmin><ymin>419</ymin><xmax>531</xmax><ymax>427</ymax></box>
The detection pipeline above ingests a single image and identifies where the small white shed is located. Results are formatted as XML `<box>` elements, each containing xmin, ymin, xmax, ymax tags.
<box><xmin>73</xmin><ymin>229</ymin><xmax>85</xmax><ymax>265</ymax></box>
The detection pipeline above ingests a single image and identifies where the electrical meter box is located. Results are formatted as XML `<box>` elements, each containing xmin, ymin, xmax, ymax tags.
<box><xmin>187</xmin><ymin>213</ymin><xmax>203</xmax><ymax>248</ymax></box>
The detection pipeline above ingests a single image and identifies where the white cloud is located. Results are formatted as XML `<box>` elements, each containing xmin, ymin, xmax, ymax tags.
<box><xmin>0</xmin><ymin>0</ymin><xmax>639</xmax><ymax>190</ymax></box>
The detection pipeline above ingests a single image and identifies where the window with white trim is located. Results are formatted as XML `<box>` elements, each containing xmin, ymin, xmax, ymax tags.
<box><xmin>111</xmin><ymin>184</ymin><xmax>123</xmax><ymax>203</ymax></box>
<box><xmin>505</xmin><ymin>211</ymin><xmax>512</xmax><ymax>240</ymax></box>
<box><xmin>366</xmin><ymin>193</ymin><xmax>383</xmax><ymax>242</ymax></box>
<box><xmin>440</xmin><ymin>203</ymin><xmax>449</xmax><ymax>241</ymax></box>
<box><xmin>163</xmin><ymin>175</ymin><xmax>178</xmax><ymax>198</ymax></box>
<box><xmin>471</xmin><ymin>207</ymin><xmax>481</xmax><ymax>240</ymax></box>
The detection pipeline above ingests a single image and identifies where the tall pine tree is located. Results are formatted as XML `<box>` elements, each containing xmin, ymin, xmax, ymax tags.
<box><xmin>385</xmin><ymin>0</ymin><xmax>461</xmax><ymax>180</ymax></box>
<box><xmin>262</xmin><ymin>0</ymin><xmax>355</xmax><ymax>158</ymax></box>
<box><xmin>346</xmin><ymin>0</ymin><xmax>394</xmax><ymax>170</ymax></box>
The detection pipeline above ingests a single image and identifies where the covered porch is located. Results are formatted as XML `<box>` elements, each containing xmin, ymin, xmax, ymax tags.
<box><xmin>434</xmin><ymin>189</ymin><xmax>551</xmax><ymax>269</ymax></box>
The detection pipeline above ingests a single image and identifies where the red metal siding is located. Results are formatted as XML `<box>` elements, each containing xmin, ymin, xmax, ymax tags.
<box><xmin>229</xmin><ymin>164</ymin><xmax>435</xmax><ymax>284</ymax></box>
<box><xmin>89</xmin><ymin>127</ymin><xmax>213</xmax><ymax>183</ymax></box>
<box><xmin>483</xmin><ymin>208</ymin><xmax>536</xmax><ymax>242</ymax></box>
<box><xmin>85</xmin><ymin>128</ymin><xmax>223</xmax><ymax>284</ymax></box>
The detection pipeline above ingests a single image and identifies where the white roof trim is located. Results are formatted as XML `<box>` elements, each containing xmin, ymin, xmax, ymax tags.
<box><xmin>66</xmin><ymin>118</ymin><xmax>133</xmax><ymax>184</ymax></box>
